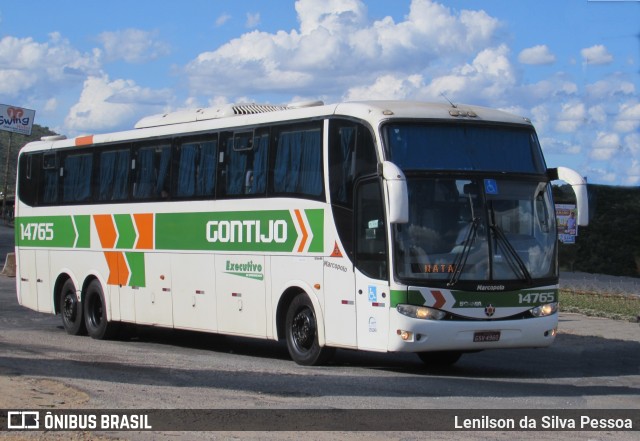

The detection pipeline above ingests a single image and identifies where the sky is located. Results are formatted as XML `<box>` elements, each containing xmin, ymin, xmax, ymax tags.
<box><xmin>1</xmin><ymin>0</ymin><xmax>639</xmax><ymax>185</ymax></box>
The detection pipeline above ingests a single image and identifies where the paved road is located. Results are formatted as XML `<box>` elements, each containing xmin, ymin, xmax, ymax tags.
<box><xmin>1</xmin><ymin>225</ymin><xmax>639</xmax><ymax>440</ymax></box>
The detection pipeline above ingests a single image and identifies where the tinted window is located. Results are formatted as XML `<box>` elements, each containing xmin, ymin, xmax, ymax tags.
<box><xmin>97</xmin><ymin>149</ymin><xmax>130</xmax><ymax>201</ymax></box>
<box><xmin>133</xmin><ymin>145</ymin><xmax>171</xmax><ymax>200</ymax></box>
<box><xmin>385</xmin><ymin>123</ymin><xmax>545</xmax><ymax>173</ymax></box>
<box><xmin>175</xmin><ymin>139</ymin><xmax>217</xmax><ymax>198</ymax></box>
<box><xmin>272</xmin><ymin>125</ymin><xmax>323</xmax><ymax>198</ymax></box>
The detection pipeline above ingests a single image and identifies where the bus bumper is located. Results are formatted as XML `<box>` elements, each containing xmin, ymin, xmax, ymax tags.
<box><xmin>387</xmin><ymin>310</ymin><xmax>558</xmax><ymax>353</ymax></box>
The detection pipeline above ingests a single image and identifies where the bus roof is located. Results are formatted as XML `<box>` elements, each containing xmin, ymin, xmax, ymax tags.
<box><xmin>19</xmin><ymin>100</ymin><xmax>533</xmax><ymax>153</ymax></box>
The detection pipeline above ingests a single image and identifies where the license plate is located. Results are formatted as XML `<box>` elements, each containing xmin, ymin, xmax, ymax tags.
<box><xmin>473</xmin><ymin>331</ymin><xmax>501</xmax><ymax>342</ymax></box>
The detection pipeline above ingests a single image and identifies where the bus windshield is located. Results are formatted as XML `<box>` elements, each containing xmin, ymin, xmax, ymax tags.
<box><xmin>385</xmin><ymin>123</ymin><xmax>546</xmax><ymax>173</ymax></box>
<box><xmin>393</xmin><ymin>178</ymin><xmax>557</xmax><ymax>285</ymax></box>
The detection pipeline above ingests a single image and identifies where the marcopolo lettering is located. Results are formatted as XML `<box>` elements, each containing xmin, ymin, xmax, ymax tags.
<box><xmin>206</xmin><ymin>219</ymin><xmax>287</xmax><ymax>244</ymax></box>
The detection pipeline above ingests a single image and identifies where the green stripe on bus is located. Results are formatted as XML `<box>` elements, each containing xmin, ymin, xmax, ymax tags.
<box><xmin>73</xmin><ymin>215</ymin><xmax>90</xmax><ymax>248</ymax></box>
<box><xmin>114</xmin><ymin>214</ymin><xmax>136</xmax><ymax>249</ymax></box>
<box><xmin>126</xmin><ymin>252</ymin><xmax>146</xmax><ymax>287</ymax></box>
<box><xmin>15</xmin><ymin>215</ymin><xmax>90</xmax><ymax>248</ymax></box>
<box><xmin>305</xmin><ymin>209</ymin><xmax>324</xmax><ymax>253</ymax></box>
<box><xmin>155</xmin><ymin>210</ymin><xmax>324</xmax><ymax>253</ymax></box>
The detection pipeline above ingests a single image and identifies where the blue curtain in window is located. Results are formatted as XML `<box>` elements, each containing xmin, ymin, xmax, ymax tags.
<box><xmin>99</xmin><ymin>151</ymin><xmax>116</xmax><ymax>201</ymax></box>
<box><xmin>251</xmin><ymin>134</ymin><xmax>268</xmax><ymax>194</ymax></box>
<box><xmin>227</xmin><ymin>139</ymin><xmax>247</xmax><ymax>195</ymax></box>
<box><xmin>299</xmin><ymin>130</ymin><xmax>322</xmax><ymax>195</ymax></box>
<box><xmin>99</xmin><ymin>150</ymin><xmax>129</xmax><ymax>201</ymax></box>
<box><xmin>112</xmin><ymin>151</ymin><xmax>129</xmax><ymax>200</ymax></box>
<box><xmin>42</xmin><ymin>169</ymin><xmax>58</xmax><ymax>203</ymax></box>
<box><xmin>155</xmin><ymin>147</ymin><xmax>171</xmax><ymax>197</ymax></box>
<box><xmin>196</xmin><ymin>141</ymin><xmax>216</xmax><ymax>196</ymax></box>
<box><xmin>134</xmin><ymin>146</ymin><xmax>170</xmax><ymax>199</ymax></box>
<box><xmin>63</xmin><ymin>154</ymin><xmax>92</xmax><ymax>202</ymax></box>
<box><xmin>274</xmin><ymin>129</ymin><xmax>322</xmax><ymax>196</ymax></box>
<box><xmin>177</xmin><ymin>143</ymin><xmax>198</xmax><ymax>197</ymax></box>
<box><xmin>134</xmin><ymin>148</ymin><xmax>155</xmax><ymax>198</ymax></box>
<box><xmin>274</xmin><ymin>131</ymin><xmax>300</xmax><ymax>193</ymax></box>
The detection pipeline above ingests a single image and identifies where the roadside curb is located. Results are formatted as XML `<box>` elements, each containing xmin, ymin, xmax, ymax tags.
<box><xmin>1</xmin><ymin>252</ymin><xmax>15</xmax><ymax>277</ymax></box>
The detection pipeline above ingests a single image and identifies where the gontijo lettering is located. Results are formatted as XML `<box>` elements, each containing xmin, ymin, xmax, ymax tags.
<box><xmin>207</xmin><ymin>219</ymin><xmax>287</xmax><ymax>243</ymax></box>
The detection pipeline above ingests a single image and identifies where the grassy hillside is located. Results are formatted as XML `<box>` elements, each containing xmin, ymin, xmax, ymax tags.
<box><xmin>0</xmin><ymin>125</ymin><xmax>58</xmax><ymax>197</ymax></box>
<box><xmin>555</xmin><ymin>184</ymin><xmax>640</xmax><ymax>278</ymax></box>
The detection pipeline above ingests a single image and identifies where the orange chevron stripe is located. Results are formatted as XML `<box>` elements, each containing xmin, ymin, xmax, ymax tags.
<box><xmin>294</xmin><ymin>209</ymin><xmax>308</xmax><ymax>253</ymax></box>
<box><xmin>104</xmin><ymin>251</ymin><xmax>129</xmax><ymax>285</ymax></box>
<box><xmin>431</xmin><ymin>290</ymin><xmax>446</xmax><ymax>309</ymax></box>
<box><xmin>133</xmin><ymin>213</ymin><xmax>154</xmax><ymax>249</ymax></box>
<box><xmin>94</xmin><ymin>215</ymin><xmax>117</xmax><ymax>249</ymax></box>
<box><xmin>75</xmin><ymin>135</ymin><xmax>94</xmax><ymax>146</ymax></box>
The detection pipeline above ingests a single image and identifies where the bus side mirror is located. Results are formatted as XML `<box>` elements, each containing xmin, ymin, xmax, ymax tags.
<box><xmin>549</xmin><ymin>167</ymin><xmax>589</xmax><ymax>226</ymax></box>
<box><xmin>382</xmin><ymin>161</ymin><xmax>409</xmax><ymax>224</ymax></box>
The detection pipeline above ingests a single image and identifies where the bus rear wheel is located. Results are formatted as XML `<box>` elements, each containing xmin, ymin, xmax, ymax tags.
<box><xmin>60</xmin><ymin>279</ymin><xmax>87</xmax><ymax>336</ymax></box>
<box><xmin>83</xmin><ymin>280</ymin><xmax>118</xmax><ymax>340</ymax></box>
<box><xmin>285</xmin><ymin>293</ymin><xmax>334</xmax><ymax>366</ymax></box>
<box><xmin>417</xmin><ymin>351</ymin><xmax>463</xmax><ymax>367</ymax></box>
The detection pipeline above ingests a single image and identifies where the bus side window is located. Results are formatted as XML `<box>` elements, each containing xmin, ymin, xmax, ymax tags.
<box><xmin>328</xmin><ymin>120</ymin><xmax>378</xmax><ymax>259</ymax></box>
<box><xmin>18</xmin><ymin>153</ymin><xmax>38</xmax><ymax>206</ymax></box>
<box><xmin>355</xmin><ymin>178</ymin><xmax>387</xmax><ymax>280</ymax></box>
<box><xmin>272</xmin><ymin>123</ymin><xmax>323</xmax><ymax>199</ymax></box>
<box><xmin>329</xmin><ymin>121</ymin><xmax>378</xmax><ymax>208</ymax></box>
<box><xmin>175</xmin><ymin>138</ymin><xmax>217</xmax><ymax>198</ymax></box>
<box><xmin>219</xmin><ymin>130</ymin><xmax>267</xmax><ymax>198</ymax></box>
<box><xmin>133</xmin><ymin>144</ymin><xmax>171</xmax><ymax>200</ymax></box>
<box><xmin>40</xmin><ymin>152</ymin><xmax>59</xmax><ymax>205</ymax></box>
<box><xmin>62</xmin><ymin>152</ymin><xmax>93</xmax><ymax>203</ymax></box>
<box><xmin>97</xmin><ymin>148</ymin><xmax>130</xmax><ymax>202</ymax></box>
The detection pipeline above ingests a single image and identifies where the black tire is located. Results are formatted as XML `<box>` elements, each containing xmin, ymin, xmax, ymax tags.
<box><xmin>285</xmin><ymin>293</ymin><xmax>335</xmax><ymax>366</ymax></box>
<box><xmin>83</xmin><ymin>279</ymin><xmax>118</xmax><ymax>340</ymax></box>
<box><xmin>417</xmin><ymin>351</ymin><xmax>463</xmax><ymax>367</ymax></box>
<box><xmin>59</xmin><ymin>279</ymin><xmax>87</xmax><ymax>336</ymax></box>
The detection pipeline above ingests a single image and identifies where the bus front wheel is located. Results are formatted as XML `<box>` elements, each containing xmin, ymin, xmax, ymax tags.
<box><xmin>285</xmin><ymin>293</ymin><xmax>334</xmax><ymax>366</ymax></box>
<box><xmin>60</xmin><ymin>279</ymin><xmax>87</xmax><ymax>336</ymax></box>
<box><xmin>83</xmin><ymin>280</ymin><xmax>118</xmax><ymax>340</ymax></box>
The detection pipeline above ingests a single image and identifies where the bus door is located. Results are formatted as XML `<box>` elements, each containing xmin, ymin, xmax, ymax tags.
<box><xmin>17</xmin><ymin>249</ymin><xmax>52</xmax><ymax>312</ymax></box>
<box><xmin>135</xmin><ymin>253</ymin><xmax>173</xmax><ymax>327</ymax></box>
<box><xmin>354</xmin><ymin>179</ymin><xmax>390</xmax><ymax>351</ymax></box>
<box><xmin>215</xmin><ymin>254</ymin><xmax>267</xmax><ymax>337</ymax></box>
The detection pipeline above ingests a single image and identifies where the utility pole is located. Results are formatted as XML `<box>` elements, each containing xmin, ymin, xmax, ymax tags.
<box><xmin>1</xmin><ymin>132</ymin><xmax>12</xmax><ymax>224</ymax></box>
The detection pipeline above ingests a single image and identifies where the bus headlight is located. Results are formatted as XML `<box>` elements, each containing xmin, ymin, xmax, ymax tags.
<box><xmin>397</xmin><ymin>304</ymin><xmax>446</xmax><ymax>320</ymax></box>
<box><xmin>531</xmin><ymin>302</ymin><xmax>558</xmax><ymax>317</ymax></box>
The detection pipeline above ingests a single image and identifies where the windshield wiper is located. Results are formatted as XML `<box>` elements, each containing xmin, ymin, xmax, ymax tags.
<box><xmin>448</xmin><ymin>217</ymin><xmax>480</xmax><ymax>287</ymax></box>
<box><xmin>490</xmin><ymin>224</ymin><xmax>532</xmax><ymax>284</ymax></box>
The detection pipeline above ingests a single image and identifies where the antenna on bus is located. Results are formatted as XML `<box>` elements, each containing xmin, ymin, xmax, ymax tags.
<box><xmin>440</xmin><ymin>93</ymin><xmax>457</xmax><ymax>109</ymax></box>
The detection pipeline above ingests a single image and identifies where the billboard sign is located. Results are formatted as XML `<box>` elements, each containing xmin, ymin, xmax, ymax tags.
<box><xmin>556</xmin><ymin>203</ymin><xmax>578</xmax><ymax>244</ymax></box>
<box><xmin>0</xmin><ymin>104</ymin><xmax>36</xmax><ymax>136</ymax></box>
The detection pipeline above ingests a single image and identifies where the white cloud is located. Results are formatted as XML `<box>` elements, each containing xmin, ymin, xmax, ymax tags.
<box><xmin>613</xmin><ymin>102</ymin><xmax>640</xmax><ymax>132</ymax></box>
<box><xmin>421</xmin><ymin>45</ymin><xmax>516</xmax><ymax>104</ymax></box>
<box><xmin>98</xmin><ymin>29</ymin><xmax>170</xmax><ymax>63</ymax></box>
<box><xmin>215</xmin><ymin>14</ymin><xmax>232</xmax><ymax>27</ymax></box>
<box><xmin>624</xmin><ymin>159</ymin><xmax>640</xmax><ymax>185</ymax></box>
<box><xmin>518</xmin><ymin>45</ymin><xmax>556</xmax><ymax>65</ymax></box>
<box><xmin>581</xmin><ymin>44</ymin><xmax>613</xmax><ymax>65</ymax></box>
<box><xmin>184</xmin><ymin>0</ymin><xmax>501</xmax><ymax>98</ymax></box>
<box><xmin>555</xmin><ymin>102</ymin><xmax>586</xmax><ymax>133</ymax></box>
<box><xmin>246</xmin><ymin>12</ymin><xmax>261</xmax><ymax>28</ymax></box>
<box><xmin>344</xmin><ymin>74</ymin><xmax>424</xmax><ymax>100</ymax></box>
<box><xmin>590</xmin><ymin>131</ymin><xmax>620</xmax><ymax>160</ymax></box>
<box><xmin>65</xmin><ymin>75</ymin><xmax>173</xmax><ymax>133</ymax></box>
<box><xmin>0</xmin><ymin>33</ymin><xmax>100</xmax><ymax>98</ymax></box>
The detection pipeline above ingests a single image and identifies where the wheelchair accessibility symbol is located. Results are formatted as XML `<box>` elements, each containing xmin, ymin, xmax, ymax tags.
<box><xmin>484</xmin><ymin>179</ymin><xmax>498</xmax><ymax>195</ymax></box>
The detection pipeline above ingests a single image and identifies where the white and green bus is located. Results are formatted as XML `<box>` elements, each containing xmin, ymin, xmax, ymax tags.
<box><xmin>14</xmin><ymin>100</ymin><xmax>588</xmax><ymax>366</ymax></box>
